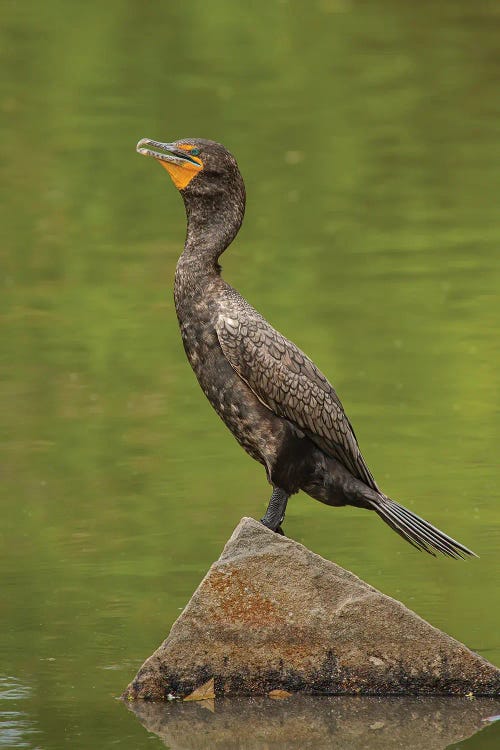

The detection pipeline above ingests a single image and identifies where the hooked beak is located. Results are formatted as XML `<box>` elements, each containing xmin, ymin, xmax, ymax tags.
<box><xmin>136</xmin><ymin>138</ymin><xmax>202</xmax><ymax>168</ymax></box>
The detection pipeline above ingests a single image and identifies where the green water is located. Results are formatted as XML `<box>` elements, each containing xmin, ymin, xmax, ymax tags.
<box><xmin>1</xmin><ymin>1</ymin><xmax>499</xmax><ymax>748</ymax></box>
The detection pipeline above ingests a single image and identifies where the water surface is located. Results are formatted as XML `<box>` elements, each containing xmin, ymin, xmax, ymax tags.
<box><xmin>1</xmin><ymin>1</ymin><xmax>499</xmax><ymax>748</ymax></box>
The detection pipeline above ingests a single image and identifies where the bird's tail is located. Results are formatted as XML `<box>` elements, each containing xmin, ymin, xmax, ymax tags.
<box><xmin>369</xmin><ymin>494</ymin><xmax>477</xmax><ymax>559</ymax></box>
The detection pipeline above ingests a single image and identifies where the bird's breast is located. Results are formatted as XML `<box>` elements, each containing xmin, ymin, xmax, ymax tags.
<box><xmin>175</xmin><ymin>295</ymin><xmax>287</xmax><ymax>471</ymax></box>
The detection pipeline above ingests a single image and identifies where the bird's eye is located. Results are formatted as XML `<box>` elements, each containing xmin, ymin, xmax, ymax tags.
<box><xmin>191</xmin><ymin>148</ymin><xmax>200</xmax><ymax>156</ymax></box>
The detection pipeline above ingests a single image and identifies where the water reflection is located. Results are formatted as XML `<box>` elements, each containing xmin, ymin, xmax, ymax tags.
<box><xmin>0</xmin><ymin>677</ymin><xmax>39</xmax><ymax>749</ymax></box>
<box><xmin>126</xmin><ymin>695</ymin><xmax>500</xmax><ymax>750</ymax></box>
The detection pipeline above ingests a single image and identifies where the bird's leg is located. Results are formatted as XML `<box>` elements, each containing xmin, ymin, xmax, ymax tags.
<box><xmin>261</xmin><ymin>487</ymin><xmax>289</xmax><ymax>534</ymax></box>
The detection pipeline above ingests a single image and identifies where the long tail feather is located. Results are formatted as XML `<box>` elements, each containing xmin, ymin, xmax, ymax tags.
<box><xmin>370</xmin><ymin>495</ymin><xmax>478</xmax><ymax>559</ymax></box>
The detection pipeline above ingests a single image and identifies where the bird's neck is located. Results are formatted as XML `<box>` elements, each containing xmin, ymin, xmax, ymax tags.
<box><xmin>177</xmin><ymin>181</ymin><xmax>246</xmax><ymax>277</ymax></box>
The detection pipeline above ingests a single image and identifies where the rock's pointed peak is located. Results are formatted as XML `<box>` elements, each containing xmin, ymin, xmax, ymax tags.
<box><xmin>123</xmin><ymin>518</ymin><xmax>500</xmax><ymax>700</ymax></box>
<box><xmin>218</xmin><ymin>517</ymin><xmax>370</xmax><ymax>590</ymax></box>
<box><xmin>218</xmin><ymin>516</ymin><xmax>275</xmax><ymax>562</ymax></box>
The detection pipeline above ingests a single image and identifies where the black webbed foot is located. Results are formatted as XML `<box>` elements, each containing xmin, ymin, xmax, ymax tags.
<box><xmin>260</xmin><ymin>518</ymin><xmax>285</xmax><ymax>535</ymax></box>
<box><xmin>260</xmin><ymin>487</ymin><xmax>289</xmax><ymax>534</ymax></box>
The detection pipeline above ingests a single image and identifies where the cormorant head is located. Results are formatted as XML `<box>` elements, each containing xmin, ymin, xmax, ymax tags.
<box><xmin>137</xmin><ymin>137</ymin><xmax>246</xmax><ymax>253</ymax></box>
<box><xmin>136</xmin><ymin>137</ymin><xmax>241</xmax><ymax>196</ymax></box>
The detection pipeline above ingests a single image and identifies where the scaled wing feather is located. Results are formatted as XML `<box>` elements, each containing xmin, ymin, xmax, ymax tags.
<box><xmin>216</xmin><ymin>311</ymin><xmax>378</xmax><ymax>490</ymax></box>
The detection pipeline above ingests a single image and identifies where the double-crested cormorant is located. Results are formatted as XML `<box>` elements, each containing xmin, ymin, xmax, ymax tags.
<box><xmin>136</xmin><ymin>136</ymin><xmax>476</xmax><ymax>559</ymax></box>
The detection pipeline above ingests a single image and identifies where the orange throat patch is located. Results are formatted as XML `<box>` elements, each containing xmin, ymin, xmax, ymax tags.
<box><xmin>158</xmin><ymin>159</ymin><xmax>201</xmax><ymax>190</ymax></box>
<box><xmin>157</xmin><ymin>144</ymin><xmax>203</xmax><ymax>190</ymax></box>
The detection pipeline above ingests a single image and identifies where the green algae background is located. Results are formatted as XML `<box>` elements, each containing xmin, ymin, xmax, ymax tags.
<box><xmin>1</xmin><ymin>1</ymin><xmax>499</xmax><ymax>748</ymax></box>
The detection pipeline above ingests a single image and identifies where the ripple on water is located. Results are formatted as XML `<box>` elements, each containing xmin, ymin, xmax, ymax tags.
<box><xmin>0</xmin><ymin>677</ymin><xmax>39</xmax><ymax>748</ymax></box>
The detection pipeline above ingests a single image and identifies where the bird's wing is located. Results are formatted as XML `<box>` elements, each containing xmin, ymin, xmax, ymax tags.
<box><xmin>216</xmin><ymin>310</ymin><xmax>379</xmax><ymax>490</ymax></box>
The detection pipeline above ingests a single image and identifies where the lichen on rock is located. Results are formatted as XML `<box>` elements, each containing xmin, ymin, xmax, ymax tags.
<box><xmin>122</xmin><ymin>517</ymin><xmax>500</xmax><ymax>699</ymax></box>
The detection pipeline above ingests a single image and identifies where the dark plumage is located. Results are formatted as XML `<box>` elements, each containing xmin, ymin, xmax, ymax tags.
<box><xmin>136</xmin><ymin>136</ymin><xmax>476</xmax><ymax>559</ymax></box>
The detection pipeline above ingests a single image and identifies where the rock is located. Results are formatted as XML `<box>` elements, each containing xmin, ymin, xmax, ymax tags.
<box><xmin>125</xmin><ymin>695</ymin><xmax>500</xmax><ymax>750</ymax></box>
<box><xmin>123</xmin><ymin>517</ymin><xmax>500</xmax><ymax>699</ymax></box>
